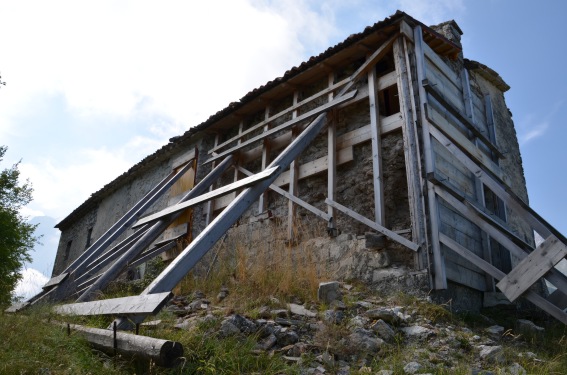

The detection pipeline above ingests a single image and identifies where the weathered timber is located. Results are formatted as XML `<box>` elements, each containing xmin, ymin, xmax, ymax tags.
<box><xmin>74</xmin><ymin>156</ymin><xmax>235</xmax><ymax>303</ymax></box>
<box><xmin>394</xmin><ymin>36</ymin><xmax>428</xmax><ymax>268</ymax></box>
<box><xmin>237</xmin><ymin>166</ymin><xmax>331</xmax><ymax>221</ymax></box>
<box><xmin>43</xmin><ymin>273</ymin><xmax>69</xmax><ymax>289</ymax></box>
<box><xmin>210</xmin><ymin>77</ymin><xmax>351</xmax><ymax>154</ymax></box>
<box><xmin>497</xmin><ymin>235</ymin><xmax>567</xmax><ymax>302</ymax></box>
<box><xmin>274</xmin><ymin>147</ymin><xmax>353</xmax><ymax>187</ymax></box>
<box><xmin>63</xmin><ymin>322</ymin><xmax>183</xmax><ymax>367</ymax></box>
<box><xmin>61</xmin><ymin>160</ymin><xmax>194</xmax><ymax>278</ymax></box>
<box><xmin>325</xmin><ymin>198</ymin><xmax>419</xmax><ymax>251</ymax></box>
<box><xmin>133</xmin><ymin>166</ymin><xmax>279</xmax><ymax>228</ymax></box>
<box><xmin>368</xmin><ymin>56</ymin><xmax>385</xmax><ymax>225</ymax></box>
<box><xmin>327</xmin><ymin>72</ymin><xmax>337</xmax><ymax>233</ymax></box>
<box><xmin>287</xmin><ymin>91</ymin><xmax>300</xmax><ymax>241</ymax></box>
<box><xmin>426</xmin><ymin>104</ymin><xmax>504</xmax><ymax>181</ymax></box>
<box><xmin>338</xmin><ymin>33</ymin><xmax>398</xmax><ymax>96</ymax></box>
<box><xmin>128</xmin><ymin>241</ymin><xmax>178</xmax><ymax>270</ymax></box>
<box><xmin>433</xmin><ymin>183</ymin><xmax>567</xmax><ymax>295</ymax></box>
<box><xmin>439</xmin><ymin>233</ymin><xmax>567</xmax><ymax>325</ymax></box>
<box><xmin>56</xmin><ymin>292</ymin><xmax>173</xmax><ymax>316</ymax></box>
<box><xmin>414</xmin><ymin>25</ymin><xmax>446</xmax><ymax>289</ymax></box>
<box><xmin>142</xmin><ymin>112</ymin><xmax>330</xmax><ymax>295</ymax></box>
<box><xmin>206</xmin><ymin>90</ymin><xmax>357</xmax><ymax>164</ymax></box>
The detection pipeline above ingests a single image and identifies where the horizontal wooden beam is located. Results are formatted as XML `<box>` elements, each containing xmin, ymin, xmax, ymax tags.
<box><xmin>210</xmin><ymin>77</ymin><xmax>351</xmax><ymax>154</ymax></box>
<box><xmin>54</xmin><ymin>292</ymin><xmax>173</xmax><ymax>316</ymax></box>
<box><xmin>206</xmin><ymin>90</ymin><xmax>357</xmax><ymax>165</ymax></box>
<box><xmin>273</xmin><ymin>147</ymin><xmax>353</xmax><ymax>186</ymax></box>
<box><xmin>325</xmin><ymin>198</ymin><xmax>419</xmax><ymax>251</ymax></box>
<box><xmin>497</xmin><ymin>235</ymin><xmax>567</xmax><ymax>302</ymax></box>
<box><xmin>133</xmin><ymin>166</ymin><xmax>279</xmax><ymax>228</ymax></box>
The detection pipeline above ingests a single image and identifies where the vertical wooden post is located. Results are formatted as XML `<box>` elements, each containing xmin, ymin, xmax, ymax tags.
<box><xmin>288</xmin><ymin>91</ymin><xmax>300</xmax><ymax>241</ymax></box>
<box><xmin>234</xmin><ymin>121</ymin><xmax>244</xmax><ymax>182</ymax></box>
<box><xmin>367</xmin><ymin>58</ymin><xmax>385</xmax><ymax>225</ymax></box>
<box><xmin>413</xmin><ymin>26</ymin><xmax>447</xmax><ymax>289</ymax></box>
<box><xmin>205</xmin><ymin>133</ymin><xmax>220</xmax><ymax>225</ymax></box>
<box><xmin>462</xmin><ymin>68</ymin><xmax>494</xmax><ymax>291</ymax></box>
<box><xmin>327</xmin><ymin>72</ymin><xmax>337</xmax><ymax>236</ymax></box>
<box><xmin>394</xmin><ymin>37</ymin><xmax>428</xmax><ymax>269</ymax></box>
<box><xmin>259</xmin><ymin>110</ymin><xmax>271</xmax><ymax>214</ymax></box>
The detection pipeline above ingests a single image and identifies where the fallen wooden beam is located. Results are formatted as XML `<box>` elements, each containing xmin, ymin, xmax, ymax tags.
<box><xmin>63</xmin><ymin>322</ymin><xmax>183</xmax><ymax>367</ymax></box>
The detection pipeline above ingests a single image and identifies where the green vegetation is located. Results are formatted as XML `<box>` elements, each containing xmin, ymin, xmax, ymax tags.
<box><xmin>0</xmin><ymin>146</ymin><xmax>39</xmax><ymax>307</ymax></box>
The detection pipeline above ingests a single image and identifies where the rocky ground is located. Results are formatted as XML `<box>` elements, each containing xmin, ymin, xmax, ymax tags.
<box><xmin>145</xmin><ymin>281</ymin><xmax>555</xmax><ymax>374</ymax></box>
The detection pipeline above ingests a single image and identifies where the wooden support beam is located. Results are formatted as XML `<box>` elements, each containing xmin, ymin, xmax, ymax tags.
<box><xmin>288</xmin><ymin>91</ymin><xmax>299</xmax><ymax>241</ymax></box>
<box><xmin>61</xmin><ymin>160</ymin><xmax>194</xmax><ymax>277</ymax></box>
<box><xmin>259</xmin><ymin>109</ymin><xmax>271</xmax><ymax>214</ymax></box>
<box><xmin>205</xmin><ymin>90</ymin><xmax>357</xmax><ymax>165</ymax></box>
<box><xmin>414</xmin><ymin>25</ymin><xmax>447</xmax><ymax>289</ymax></box>
<box><xmin>133</xmin><ymin>166</ymin><xmax>279</xmax><ymax>228</ymax></box>
<box><xmin>394</xmin><ymin>37</ymin><xmax>428</xmax><ymax>269</ymax></box>
<box><xmin>433</xmin><ymin>183</ymin><xmax>567</xmax><ymax>295</ymax></box>
<box><xmin>368</xmin><ymin>57</ymin><xmax>385</xmax><ymax>225</ymax></box>
<box><xmin>338</xmin><ymin>33</ymin><xmax>398</xmax><ymax>97</ymax></box>
<box><xmin>325</xmin><ymin>199</ymin><xmax>419</xmax><ymax>251</ymax></box>
<box><xmin>55</xmin><ymin>292</ymin><xmax>173</xmax><ymax>316</ymax></box>
<box><xmin>497</xmin><ymin>235</ymin><xmax>567</xmax><ymax>302</ymax></box>
<box><xmin>440</xmin><ymin>233</ymin><xmax>567</xmax><ymax>325</ymax></box>
<box><xmin>73</xmin><ymin>156</ymin><xmax>235</xmax><ymax>303</ymax></box>
<box><xmin>327</xmin><ymin>72</ymin><xmax>337</xmax><ymax>234</ymax></box>
<box><xmin>142</xmin><ymin>113</ymin><xmax>329</xmax><ymax>296</ymax></box>
<box><xmin>205</xmin><ymin>133</ymin><xmax>220</xmax><ymax>226</ymax></box>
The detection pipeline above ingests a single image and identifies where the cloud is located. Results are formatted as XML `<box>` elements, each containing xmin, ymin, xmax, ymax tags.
<box><xmin>13</xmin><ymin>268</ymin><xmax>49</xmax><ymax>301</ymax></box>
<box><xmin>517</xmin><ymin>101</ymin><xmax>563</xmax><ymax>146</ymax></box>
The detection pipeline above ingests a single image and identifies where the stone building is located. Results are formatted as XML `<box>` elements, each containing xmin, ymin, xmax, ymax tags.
<box><xmin>39</xmin><ymin>11</ymin><xmax>567</xmax><ymax>322</ymax></box>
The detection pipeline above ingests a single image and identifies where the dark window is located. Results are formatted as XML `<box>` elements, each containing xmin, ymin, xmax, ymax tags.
<box><xmin>64</xmin><ymin>240</ymin><xmax>72</xmax><ymax>261</ymax></box>
<box><xmin>85</xmin><ymin>227</ymin><xmax>93</xmax><ymax>249</ymax></box>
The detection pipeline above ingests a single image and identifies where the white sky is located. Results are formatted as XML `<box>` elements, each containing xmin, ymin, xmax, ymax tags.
<box><xmin>1</xmin><ymin>1</ymin><xmax>566</xmax><ymax>295</ymax></box>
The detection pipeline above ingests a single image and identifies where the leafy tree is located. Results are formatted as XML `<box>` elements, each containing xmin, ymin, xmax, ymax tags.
<box><xmin>0</xmin><ymin>146</ymin><xmax>38</xmax><ymax>306</ymax></box>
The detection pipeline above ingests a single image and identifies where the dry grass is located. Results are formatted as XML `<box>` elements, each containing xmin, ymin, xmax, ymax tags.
<box><xmin>173</xmin><ymin>218</ymin><xmax>329</xmax><ymax>311</ymax></box>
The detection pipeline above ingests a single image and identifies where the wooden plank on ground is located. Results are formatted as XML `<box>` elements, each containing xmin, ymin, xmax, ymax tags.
<box><xmin>325</xmin><ymin>198</ymin><xmax>419</xmax><ymax>252</ymax></box>
<box><xmin>54</xmin><ymin>292</ymin><xmax>173</xmax><ymax>316</ymax></box>
<box><xmin>133</xmin><ymin>166</ymin><xmax>279</xmax><ymax>228</ymax></box>
<box><xmin>496</xmin><ymin>235</ymin><xmax>567</xmax><ymax>302</ymax></box>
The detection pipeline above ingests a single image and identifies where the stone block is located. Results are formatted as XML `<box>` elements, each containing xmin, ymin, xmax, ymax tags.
<box><xmin>365</xmin><ymin>232</ymin><xmax>387</xmax><ymax>250</ymax></box>
<box><xmin>318</xmin><ymin>281</ymin><xmax>341</xmax><ymax>304</ymax></box>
